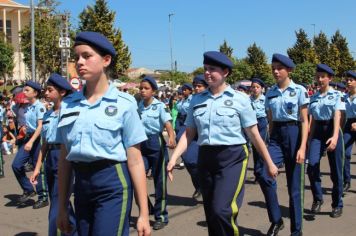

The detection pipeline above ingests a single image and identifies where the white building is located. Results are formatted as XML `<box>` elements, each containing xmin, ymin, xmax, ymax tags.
<box><xmin>0</xmin><ymin>0</ymin><xmax>30</xmax><ymax>83</ymax></box>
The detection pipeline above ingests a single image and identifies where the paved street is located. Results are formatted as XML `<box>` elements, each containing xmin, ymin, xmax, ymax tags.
<box><xmin>1</xmin><ymin>149</ymin><xmax>356</xmax><ymax>236</ymax></box>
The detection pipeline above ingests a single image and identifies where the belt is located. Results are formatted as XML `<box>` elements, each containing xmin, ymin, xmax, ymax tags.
<box><xmin>47</xmin><ymin>143</ymin><xmax>61</xmax><ymax>150</ymax></box>
<box><xmin>273</xmin><ymin>121</ymin><xmax>300</xmax><ymax>126</ymax></box>
<box><xmin>72</xmin><ymin>159</ymin><xmax>122</xmax><ymax>172</ymax></box>
<box><xmin>314</xmin><ymin>119</ymin><xmax>333</xmax><ymax>125</ymax></box>
<box><xmin>346</xmin><ymin>118</ymin><xmax>356</xmax><ymax>123</ymax></box>
<box><xmin>177</xmin><ymin>114</ymin><xmax>187</xmax><ymax>120</ymax></box>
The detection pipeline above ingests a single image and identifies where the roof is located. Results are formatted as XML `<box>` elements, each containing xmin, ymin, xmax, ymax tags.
<box><xmin>0</xmin><ymin>0</ymin><xmax>30</xmax><ymax>9</ymax></box>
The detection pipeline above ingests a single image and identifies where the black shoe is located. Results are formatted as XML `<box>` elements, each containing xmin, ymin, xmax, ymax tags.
<box><xmin>0</xmin><ymin>175</ymin><xmax>4</xmax><ymax>179</ymax></box>
<box><xmin>32</xmin><ymin>199</ymin><xmax>49</xmax><ymax>209</ymax></box>
<box><xmin>152</xmin><ymin>221</ymin><xmax>167</xmax><ymax>230</ymax></box>
<box><xmin>291</xmin><ymin>232</ymin><xmax>303</xmax><ymax>236</ymax></box>
<box><xmin>18</xmin><ymin>191</ymin><xmax>36</xmax><ymax>203</ymax></box>
<box><xmin>267</xmin><ymin>219</ymin><xmax>284</xmax><ymax>236</ymax></box>
<box><xmin>311</xmin><ymin>200</ymin><xmax>323</xmax><ymax>214</ymax></box>
<box><xmin>330</xmin><ymin>207</ymin><xmax>343</xmax><ymax>218</ymax></box>
<box><xmin>192</xmin><ymin>189</ymin><xmax>202</xmax><ymax>199</ymax></box>
<box><xmin>343</xmin><ymin>182</ymin><xmax>351</xmax><ymax>192</ymax></box>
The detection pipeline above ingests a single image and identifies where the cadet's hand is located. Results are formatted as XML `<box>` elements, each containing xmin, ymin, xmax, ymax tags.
<box><xmin>136</xmin><ymin>215</ymin><xmax>151</xmax><ymax>236</ymax></box>
<box><xmin>296</xmin><ymin>148</ymin><xmax>306</xmax><ymax>164</ymax></box>
<box><xmin>326</xmin><ymin>136</ymin><xmax>337</xmax><ymax>151</ymax></box>
<box><xmin>268</xmin><ymin>163</ymin><xmax>278</xmax><ymax>179</ymax></box>
<box><xmin>57</xmin><ymin>209</ymin><xmax>73</xmax><ymax>234</ymax></box>
<box><xmin>29</xmin><ymin>169</ymin><xmax>39</xmax><ymax>185</ymax></box>
<box><xmin>24</xmin><ymin>141</ymin><xmax>33</xmax><ymax>152</ymax></box>
<box><xmin>167</xmin><ymin>137</ymin><xmax>176</xmax><ymax>149</ymax></box>
<box><xmin>167</xmin><ymin>160</ymin><xmax>176</xmax><ymax>182</ymax></box>
<box><xmin>351</xmin><ymin>122</ymin><xmax>356</xmax><ymax>132</ymax></box>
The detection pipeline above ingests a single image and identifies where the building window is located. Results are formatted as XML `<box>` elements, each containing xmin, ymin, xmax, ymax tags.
<box><xmin>0</xmin><ymin>20</ymin><xmax>12</xmax><ymax>43</ymax></box>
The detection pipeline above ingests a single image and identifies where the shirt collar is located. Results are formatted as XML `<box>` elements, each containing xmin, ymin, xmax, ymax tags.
<box><xmin>205</xmin><ymin>85</ymin><xmax>235</xmax><ymax>97</ymax></box>
<box><xmin>72</xmin><ymin>82</ymin><xmax>119</xmax><ymax>104</ymax></box>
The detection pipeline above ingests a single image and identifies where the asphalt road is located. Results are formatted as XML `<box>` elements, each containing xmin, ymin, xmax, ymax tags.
<box><xmin>1</xmin><ymin>148</ymin><xmax>356</xmax><ymax>236</ymax></box>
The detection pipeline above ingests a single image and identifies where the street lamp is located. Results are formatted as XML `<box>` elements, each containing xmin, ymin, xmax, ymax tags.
<box><xmin>168</xmin><ymin>13</ymin><xmax>174</xmax><ymax>72</ymax></box>
<box><xmin>311</xmin><ymin>23</ymin><xmax>316</xmax><ymax>38</ymax></box>
<box><xmin>30</xmin><ymin>0</ymin><xmax>35</xmax><ymax>81</ymax></box>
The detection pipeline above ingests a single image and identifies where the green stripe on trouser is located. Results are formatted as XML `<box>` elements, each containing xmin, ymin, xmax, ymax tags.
<box><xmin>300</xmin><ymin>162</ymin><xmax>305</xmax><ymax>230</ymax></box>
<box><xmin>40</xmin><ymin>159</ymin><xmax>48</xmax><ymax>199</ymax></box>
<box><xmin>230</xmin><ymin>145</ymin><xmax>249</xmax><ymax>236</ymax></box>
<box><xmin>0</xmin><ymin>151</ymin><xmax>3</xmax><ymax>176</ymax></box>
<box><xmin>159</xmin><ymin>135</ymin><xmax>167</xmax><ymax>222</ymax></box>
<box><xmin>115</xmin><ymin>164</ymin><xmax>129</xmax><ymax>236</ymax></box>
<box><xmin>340</xmin><ymin>128</ymin><xmax>345</xmax><ymax>183</ymax></box>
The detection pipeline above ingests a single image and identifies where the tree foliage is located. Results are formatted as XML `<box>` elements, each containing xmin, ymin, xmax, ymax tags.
<box><xmin>226</xmin><ymin>58</ymin><xmax>253</xmax><ymax>84</ymax></box>
<box><xmin>330</xmin><ymin>30</ymin><xmax>355</xmax><ymax>76</ymax></box>
<box><xmin>290</xmin><ymin>61</ymin><xmax>315</xmax><ymax>84</ymax></box>
<box><xmin>160</xmin><ymin>71</ymin><xmax>190</xmax><ymax>86</ymax></box>
<box><xmin>219</xmin><ymin>40</ymin><xmax>233</xmax><ymax>58</ymax></box>
<box><xmin>313</xmin><ymin>31</ymin><xmax>329</xmax><ymax>64</ymax></box>
<box><xmin>287</xmin><ymin>29</ymin><xmax>318</xmax><ymax>64</ymax></box>
<box><xmin>20</xmin><ymin>0</ymin><xmax>62</xmax><ymax>82</ymax></box>
<box><xmin>245</xmin><ymin>43</ymin><xmax>270</xmax><ymax>80</ymax></box>
<box><xmin>0</xmin><ymin>36</ymin><xmax>14</xmax><ymax>84</ymax></box>
<box><xmin>78</xmin><ymin>0</ymin><xmax>131</xmax><ymax>77</ymax></box>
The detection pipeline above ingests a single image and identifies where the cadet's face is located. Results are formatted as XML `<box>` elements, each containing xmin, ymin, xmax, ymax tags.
<box><xmin>74</xmin><ymin>45</ymin><xmax>111</xmax><ymax>81</ymax></box>
<box><xmin>250</xmin><ymin>83</ymin><xmax>262</xmax><ymax>96</ymax></box>
<box><xmin>314</xmin><ymin>72</ymin><xmax>331</xmax><ymax>88</ymax></box>
<box><xmin>44</xmin><ymin>85</ymin><xmax>60</xmax><ymax>102</ymax></box>
<box><xmin>193</xmin><ymin>83</ymin><xmax>206</xmax><ymax>94</ymax></box>
<box><xmin>203</xmin><ymin>64</ymin><xmax>228</xmax><ymax>87</ymax></box>
<box><xmin>139</xmin><ymin>81</ymin><xmax>154</xmax><ymax>99</ymax></box>
<box><xmin>271</xmin><ymin>62</ymin><xmax>290</xmax><ymax>82</ymax></box>
<box><xmin>182</xmin><ymin>88</ymin><xmax>192</xmax><ymax>97</ymax></box>
<box><xmin>346</xmin><ymin>77</ymin><xmax>356</xmax><ymax>89</ymax></box>
<box><xmin>23</xmin><ymin>86</ymin><xmax>37</xmax><ymax>100</ymax></box>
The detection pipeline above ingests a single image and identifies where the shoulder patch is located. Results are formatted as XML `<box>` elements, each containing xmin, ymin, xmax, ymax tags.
<box><xmin>341</xmin><ymin>97</ymin><xmax>345</xmax><ymax>102</ymax></box>
<box><xmin>165</xmin><ymin>107</ymin><xmax>170</xmax><ymax>113</ymax></box>
<box><xmin>305</xmin><ymin>92</ymin><xmax>308</xmax><ymax>98</ymax></box>
<box><xmin>40</xmin><ymin>108</ymin><xmax>45</xmax><ymax>112</ymax></box>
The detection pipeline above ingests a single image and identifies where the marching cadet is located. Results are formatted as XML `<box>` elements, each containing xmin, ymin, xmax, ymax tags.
<box><xmin>167</xmin><ymin>51</ymin><xmax>278</xmax><ymax>236</ymax></box>
<box><xmin>343</xmin><ymin>70</ymin><xmax>356</xmax><ymax>192</ymax></box>
<box><xmin>182</xmin><ymin>74</ymin><xmax>208</xmax><ymax>199</ymax></box>
<box><xmin>56</xmin><ymin>31</ymin><xmax>151</xmax><ymax>236</ymax></box>
<box><xmin>30</xmin><ymin>73</ymin><xmax>77</xmax><ymax>236</ymax></box>
<box><xmin>250</xmin><ymin>78</ymin><xmax>268</xmax><ymax>181</ymax></box>
<box><xmin>258</xmin><ymin>54</ymin><xmax>309</xmax><ymax>236</ymax></box>
<box><xmin>307</xmin><ymin>64</ymin><xmax>345</xmax><ymax>218</ymax></box>
<box><xmin>138</xmin><ymin>76</ymin><xmax>176</xmax><ymax>230</ymax></box>
<box><xmin>175</xmin><ymin>83</ymin><xmax>193</xmax><ymax>140</ymax></box>
<box><xmin>12</xmin><ymin>81</ymin><xmax>49</xmax><ymax>208</ymax></box>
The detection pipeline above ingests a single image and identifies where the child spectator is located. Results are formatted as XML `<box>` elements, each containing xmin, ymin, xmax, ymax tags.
<box><xmin>2</xmin><ymin>125</ymin><xmax>16</xmax><ymax>155</ymax></box>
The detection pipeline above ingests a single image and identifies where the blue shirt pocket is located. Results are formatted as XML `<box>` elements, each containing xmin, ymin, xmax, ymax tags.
<box><xmin>57</xmin><ymin>115</ymin><xmax>79</xmax><ymax>146</ymax></box>
<box><xmin>93</xmin><ymin>120</ymin><xmax>121</xmax><ymax>147</ymax></box>
<box><xmin>216</xmin><ymin>107</ymin><xmax>237</xmax><ymax>127</ymax></box>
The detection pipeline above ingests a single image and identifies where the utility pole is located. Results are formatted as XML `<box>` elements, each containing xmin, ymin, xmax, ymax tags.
<box><xmin>59</xmin><ymin>13</ymin><xmax>70</xmax><ymax>79</ymax></box>
<box><xmin>30</xmin><ymin>0</ymin><xmax>35</xmax><ymax>81</ymax></box>
<box><xmin>168</xmin><ymin>13</ymin><xmax>174</xmax><ymax>72</ymax></box>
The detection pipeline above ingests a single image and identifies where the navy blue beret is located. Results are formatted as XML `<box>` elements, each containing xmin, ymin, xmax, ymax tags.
<box><xmin>316</xmin><ymin>64</ymin><xmax>335</xmax><ymax>76</ymax></box>
<box><xmin>177</xmin><ymin>87</ymin><xmax>183</xmax><ymax>94</ymax></box>
<box><xmin>141</xmin><ymin>76</ymin><xmax>158</xmax><ymax>90</ymax></box>
<box><xmin>47</xmin><ymin>73</ymin><xmax>72</xmax><ymax>91</ymax></box>
<box><xmin>203</xmin><ymin>51</ymin><xmax>233</xmax><ymax>70</ymax></box>
<box><xmin>346</xmin><ymin>70</ymin><xmax>356</xmax><ymax>79</ymax></box>
<box><xmin>272</xmin><ymin>53</ymin><xmax>295</xmax><ymax>69</ymax></box>
<box><xmin>336</xmin><ymin>82</ymin><xmax>346</xmax><ymax>89</ymax></box>
<box><xmin>251</xmin><ymin>78</ymin><xmax>265</xmax><ymax>88</ymax></box>
<box><xmin>25</xmin><ymin>80</ymin><xmax>42</xmax><ymax>91</ymax></box>
<box><xmin>238</xmin><ymin>85</ymin><xmax>249</xmax><ymax>91</ymax></box>
<box><xmin>75</xmin><ymin>31</ymin><xmax>116</xmax><ymax>57</ymax></box>
<box><xmin>329</xmin><ymin>82</ymin><xmax>337</xmax><ymax>87</ymax></box>
<box><xmin>193</xmin><ymin>74</ymin><xmax>208</xmax><ymax>86</ymax></box>
<box><xmin>182</xmin><ymin>83</ymin><xmax>193</xmax><ymax>90</ymax></box>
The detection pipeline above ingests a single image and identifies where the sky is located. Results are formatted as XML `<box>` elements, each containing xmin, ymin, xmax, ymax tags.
<box><xmin>16</xmin><ymin>0</ymin><xmax>356</xmax><ymax>73</ymax></box>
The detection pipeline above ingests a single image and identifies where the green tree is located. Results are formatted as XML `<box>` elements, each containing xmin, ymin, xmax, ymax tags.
<box><xmin>20</xmin><ymin>0</ymin><xmax>62</xmax><ymax>82</ymax></box>
<box><xmin>326</xmin><ymin>44</ymin><xmax>341</xmax><ymax>76</ymax></box>
<box><xmin>330</xmin><ymin>30</ymin><xmax>354</xmax><ymax>76</ymax></box>
<box><xmin>0</xmin><ymin>36</ymin><xmax>14</xmax><ymax>85</ymax></box>
<box><xmin>313</xmin><ymin>31</ymin><xmax>329</xmax><ymax>64</ymax></box>
<box><xmin>219</xmin><ymin>40</ymin><xmax>233</xmax><ymax>58</ymax></box>
<box><xmin>78</xmin><ymin>0</ymin><xmax>131</xmax><ymax>77</ymax></box>
<box><xmin>191</xmin><ymin>67</ymin><xmax>205</xmax><ymax>77</ymax></box>
<box><xmin>290</xmin><ymin>61</ymin><xmax>315</xmax><ymax>84</ymax></box>
<box><xmin>245</xmin><ymin>42</ymin><xmax>271</xmax><ymax>80</ymax></box>
<box><xmin>160</xmin><ymin>71</ymin><xmax>190</xmax><ymax>86</ymax></box>
<box><xmin>227</xmin><ymin>58</ymin><xmax>253</xmax><ymax>84</ymax></box>
<box><xmin>287</xmin><ymin>29</ymin><xmax>318</xmax><ymax>64</ymax></box>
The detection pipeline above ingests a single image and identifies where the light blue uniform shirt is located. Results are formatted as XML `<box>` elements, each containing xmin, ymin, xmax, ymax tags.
<box><xmin>0</xmin><ymin>105</ymin><xmax>4</xmax><ymax>122</ymax></box>
<box><xmin>56</xmin><ymin>83</ymin><xmax>147</xmax><ymax>162</ymax></box>
<box><xmin>265</xmin><ymin>81</ymin><xmax>309</xmax><ymax>121</ymax></box>
<box><xmin>185</xmin><ymin>86</ymin><xmax>257</xmax><ymax>146</ymax></box>
<box><xmin>176</xmin><ymin>95</ymin><xmax>192</xmax><ymax>115</ymax></box>
<box><xmin>250</xmin><ymin>94</ymin><xmax>267</xmax><ymax>119</ymax></box>
<box><xmin>309</xmin><ymin>88</ymin><xmax>345</xmax><ymax>120</ymax></box>
<box><xmin>138</xmin><ymin>98</ymin><xmax>172</xmax><ymax>136</ymax></box>
<box><xmin>25</xmin><ymin>100</ymin><xmax>46</xmax><ymax>133</ymax></box>
<box><xmin>41</xmin><ymin>109</ymin><xmax>60</xmax><ymax>144</ymax></box>
<box><xmin>345</xmin><ymin>94</ymin><xmax>356</xmax><ymax>119</ymax></box>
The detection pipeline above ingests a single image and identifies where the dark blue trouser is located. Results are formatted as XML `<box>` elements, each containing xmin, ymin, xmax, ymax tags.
<box><xmin>12</xmin><ymin>136</ymin><xmax>48</xmax><ymax>199</ymax></box>
<box><xmin>252</xmin><ymin>117</ymin><xmax>268</xmax><ymax>180</ymax></box>
<box><xmin>141</xmin><ymin>134</ymin><xmax>168</xmax><ymax>223</ymax></box>
<box><xmin>0</xmin><ymin>126</ymin><xmax>3</xmax><ymax>176</ymax></box>
<box><xmin>259</xmin><ymin>122</ymin><xmax>304</xmax><ymax>234</ymax></box>
<box><xmin>198</xmin><ymin>144</ymin><xmax>249</xmax><ymax>236</ymax></box>
<box><xmin>46</xmin><ymin>148</ymin><xmax>77</xmax><ymax>236</ymax></box>
<box><xmin>307</xmin><ymin>121</ymin><xmax>344</xmax><ymax>208</ymax></box>
<box><xmin>73</xmin><ymin>161</ymin><xmax>132</xmax><ymax>236</ymax></box>
<box><xmin>182</xmin><ymin>136</ymin><xmax>200</xmax><ymax>191</ymax></box>
<box><xmin>343</xmin><ymin>119</ymin><xmax>356</xmax><ymax>184</ymax></box>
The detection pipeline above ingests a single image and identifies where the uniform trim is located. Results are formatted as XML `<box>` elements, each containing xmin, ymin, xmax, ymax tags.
<box><xmin>158</xmin><ymin>135</ymin><xmax>167</xmax><ymax>222</ymax></box>
<box><xmin>42</xmin><ymin>120</ymin><xmax>50</xmax><ymax>125</ymax></box>
<box><xmin>230</xmin><ymin>145</ymin><xmax>249</xmax><ymax>236</ymax></box>
<box><xmin>340</xmin><ymin>128</ymin><xmax>345</xmax><ymax>185</ymax></box>
<box><xmin>300</xmin><ymin>162</ymin><xmax>305</xmax><ymax>230</ymax></box>
<box><xmin>193</xmin><ymin>104</ymin><xmax>207</xmax><ymax>110</ymax></box>
<box><xmin>115</xmin><ymin>164</ymin><xmax>129</xmax><ymax>236</ymax></box>
<box><xmin>40</xmin><ymin>161</ymin><xmax>48</xmax><ymax>199</ymax></box>
<box><xmin>60</xmin><ymin>111</ymin><xmax>80</xmax><ymax>121</ymax></box>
